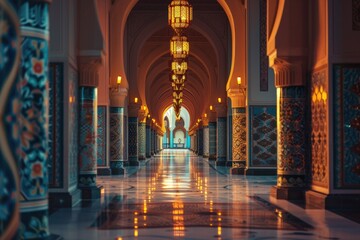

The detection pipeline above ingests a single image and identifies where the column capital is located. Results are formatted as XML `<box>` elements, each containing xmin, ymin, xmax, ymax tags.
<box><xmin>109</xmin><ymin>87</ymin><xmax>128</xmax><ymax>107</ymax></box>
<box><xmin>138</xmin><ymin>109</ymin><xmax>147</xmax><ymax>123</ymax></box>
<box><xmin>269</xmin><ymin>53</ymin><xmax>307</xmax><ymax>88</ymax></box>
<box><xmin>128</xmin><ymin>102</ymin><xmax>141</xmax><ymax>117</ymax></box>
<box><xmin>214</xmin><ymin>103</ymin><xmax>227</xmax><ymax>118</ymax></box>
<box><xmin>227</xmin><ymin>88</ymin><xmax>246</xmax><ymax>108</ymax></box>
<box><xmin>202</xmin><ymin>117</ymin><xmax>209</xmax><ymax>127</ymax></box>
<box><xmin>78</xmin><ymin>56</ymin><xmax>103</xmax><ymax>87</ymax></box>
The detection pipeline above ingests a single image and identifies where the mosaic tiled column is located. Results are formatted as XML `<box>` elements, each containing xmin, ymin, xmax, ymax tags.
<box><xmin>231</xmin><ymin>107</ymin><xmax>247</xmax><ymax>172</ymax></box>
<box><xmin>208</xmin><ymin>122</ymin><xmax>217</xmax><ymax>160</ymax></box>
<box><xmin>203</xmin><ymin>125</ymin><xmax>209</xmax><ymax>158</ymax></box>
<box><xmin>198</xmin><ymin>127</ymin><xmax>204</xmax><ymax>156</ymax></box>
<box><xmin>146</xmin><ymin>123</ymin><xmax>151</xmax><ymax>158</ymax></box>
<box><xmin>109</xmin><ymin>107</ymin><xmax>125</xmax><ymax>174</ymax></box>
<box><xmin>78</xmin><ymin>56</ymin><xmax>102</xmax><ymax>199</ymax></box>
<box><xmin>151</xmin><ymin>128</ymin><xmax>155</xmax><ymax>155</ymax></box>
<box><xmin>19</xmin><ymin>1</ymin><xmax>51</xmax><ymax>238</ymax></box>
<box><xmin>138</xmin><ymin>122</ymin><xmax>146</xmax><ymax>160</ymax></box>
<box><xmin>128</xmin><ymin>117</ymin><xmax>140</xmax><ymax>166</ymax></box>
<box><xmin>271</xmin><ymin>86</ymin><xmax>307</xmax><ymax>199</ymax></box>
<box><xmin>0</xmin><ymin>1</ymin><xmax>20</xmax><ymax>239</ymax></box>
<box><xmin>215</xmin><ymin>105</ymin><xmax>227</xmax><ymax>166</ymax></box>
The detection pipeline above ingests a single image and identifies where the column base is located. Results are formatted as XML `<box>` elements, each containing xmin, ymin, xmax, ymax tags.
<box><xmin>110</xmin><ymin>161</ymin><xmax>125</xmax><ymax>175</ymax></box>
<box><xmin>216</xmin><ymin>157</ymin><xmax>227</xmax><ymax>166</ymax></box>
<box><xmin>208</xmin><ymin>155</ymin><xmax>216</xmax><ymax>161</ymax></box>
<box><xmin>97</xmin><ymin>167</ymin><xmax>111</xmax><ymax>176</ymax></box>
<box><xmin>306</xmin><ymin>190</ymin><xmax>360</xmax><ymax>209</ymax></box>
<box><xmin>245</xmin><ymin>168</ymin><xmax>277</xmax><ymax>175</ymax></box>
<box><xmin>138</xmin><ymin>155</ymin><xmax>146</xmax><ymax>161</ymax></box>
<box><xmin>231</xmin><ymin>168</ymin><xmax>246</xmax><ymax>175</ymax></box>
<box><xmin>81</xmin><ymin>185</ymin><xmax>103</xmax><ymax>199</ymax></box>
<box><xmin>49</xmin><ymin>189</ymin><xmax>81</xmax><ymax>209</ymax></box>
<box><xmin>203</xmin><ymin>154</ymin><xmax>209</xmax><ymax>158</ymax></box>
<box><xmin>270</xmin><ymin>186</ymin><xmax>305</xmax><ymax>200</ymax></box>
<box><xmin>128</xmin><ymin>157</ymin><xmax>140</xmax><ymax>166</ymax></box>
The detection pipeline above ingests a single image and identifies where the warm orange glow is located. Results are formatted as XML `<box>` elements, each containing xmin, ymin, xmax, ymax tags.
<box><xmin>152</xmin><ymin>118</ymin><xmax>156</xmax><ymax>123</ymax></box>
<box><xmin>237</xmin><ymin>76</ymin><xmax>242</xmax><ymax>85</ymax></box>
<box><xmin>134</xmin><ymin>97</ymin><xmax>138</xmax><ymax>103</ymax></box>
<box><xmin>210</xmin><ymin>105</ymin><xmax>213</xmax><ymax>111</ymax></box>
<box><xmin>117</xmin><ymin>76</ymin><xmax>122</xmax><ymax>85</ymax></box>
<box><xmin>148</xmin><ymin>114</ymin><xmax>151</xmax><ymax>118</ymax></box>
<box><xmin>218</xmin><ymin>97</ymin><xmax>222</xmax><ymax>103</ymax></box>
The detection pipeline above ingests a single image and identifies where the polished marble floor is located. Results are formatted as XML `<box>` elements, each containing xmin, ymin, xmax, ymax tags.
<box><xmin>49</xmin><ymin>149</ymin><xmax>360</xmax><ymax>239</ymax></box>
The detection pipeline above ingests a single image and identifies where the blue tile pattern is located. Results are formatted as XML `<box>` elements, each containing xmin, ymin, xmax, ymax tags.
<box><xmin>334</xmin><ymin>64</ymin><xmax>360</xmax><ymax>188</ymax></box>
<box><xmin>0</xmin><ymin>1</ymin><xmax>20</xmax><ymax>238</ymax></box>
<box><xmin>97</xmin><ymin>106</ymin><xmax>107</xmax><ymax>167</ymax></box>
<box><xmin>19</xmin><ymin>1</ymin><xmax>50</xmax><ymax>238</ymax></box>
<box><xmin>249</xmin><ymin>106</ymin><xmax>277</xmax><ymax>168</ymax></box>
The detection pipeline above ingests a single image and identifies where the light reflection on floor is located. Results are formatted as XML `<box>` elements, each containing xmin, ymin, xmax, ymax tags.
<box><xmin>49</xmin><ymin>149</ymin><xmax>360</xmax><ymax>240</ymax></box>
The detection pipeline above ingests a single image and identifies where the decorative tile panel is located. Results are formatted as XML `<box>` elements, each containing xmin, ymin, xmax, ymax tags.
<box><xmin>68</xmin><ymin>68</ymin><xmax>78</xmax><ymax>187</ymax></box>
<box><xmin>217</xmin><ymin>117</ymin><xmax>227</xmax><ymax>162</ymax></box>
<box><xmin>48</xmin><ymin>63</ymin><xmax>63</xmax><ymax>188</ymax></box>
<box><xmin>209</xmin><ymin>122</ymin><xmax>217</xmax><ymax>159</ymax></box>
<box><xmin>138</xmin><ymin>122</ymin><xmax>146</xmax><ymax>159</ymax></box>
<box><xmin>19</xmin><ymin>1</ymin><xmax>51</xmax><ymax>238</ymax></box>
<box><xmin>277</xmin><ymin>87</ymin><xmax>306</xmax><ymax>187</ymax></box>
<box><xmin>97</xmin><ymin>106</ymin><xmax>107</xmax><ymax>167</ymax></box>
<box><xmin>203</xmin><ymin>126</ymin><xmax>209</xmax><ymax>157</ymax></box>
<box><xmin>249</xmin><ymin>106</ymin><xmax>277</xmax><ymax>168</ymax></box>
<box><xmin>311</xmin><ymin>69</ymin><xmax>328</xmax><ymax>188</ymax></box>
<box><xmin>78</xmin><ymin>87</ymin><xmax>97</xmax><ymax>187</ymax></box>
<box><xmin>0</xmin><ymin>1</ymin><xmax>20</xmax><ymax>238</ymax></box>
<box><xmin>334</xmin><ymin>64</ymin><xmax>360</xmax><ymax>188</ymax></box>
<box><xmin>128</xmin><ymin>117</ymin><xmax>138</xmax><ymax>161</ymax></box>
<box><xmin>232</xmin><ymin>108</ymin><xmax>246</xmax><ymax>168</ymax></box>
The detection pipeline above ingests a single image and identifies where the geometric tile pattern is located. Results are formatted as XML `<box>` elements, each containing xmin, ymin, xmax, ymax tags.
<box><xmin>334</xmin><ymin>64</ymin><xmax>360</xmax><ymax>188</ymax></box>
<box><xmin>48</xmin><ymin>63</ymin><xmax>64</xmax><ymax>188</ymax></box>
<box><xmin>203</xmin><ymin>126</ymin><xmax>209</xmax><ymax>157</ymax></box>
<box><xmin>217</xmin><ymin>117</ymin><xmax>227</xmax><ymax>162</ymax></box>
<box><xmin>353</xmin><ymin>0</ymin><xmax>360</xmax><ymax>31</ymax></box>
<box><xmin>311</xmin><ymin>69</ymin><xmax>328</xmax><ymax>188</ymax></box>
<box><xmin>249</xmin><ymin>106</ymin><xmax>277</xmax><ymax>168</ymax></box>
<box><xmin>78</xmin><ymin>87</ymin><xmax>97</xmax><ymax>187</ymax></box>
<box><xmin>97</xmin><ymin>106</ymin><xmax>107</xmax><ymax>167</ymax></box>
<box><xmin>138</xmin><ymin>123</ymin><xmax>146</xmax><ymax>160</ymax></box>
<box><xmin>19</xmin><ymin>1</ymin><xmax>51</xmax><ymax>238</ymax></box>
<box><xmin>277</xmin><ymin>87</ymin><xmax>306</xmax><ymax>188</ymax></box>
<box><xmin>68</xmin><ymin>68</ymin><xmax>78</xmax><ymax>187</ymax></box>
<box><xmin>260</xmin><ymin>0</ymin><xmax>268</xmax><ymax>91</ymax></box>
<box><xmin>232</xmin><ymin>108</ymin><xmax>246</xmax><ymax>168</ymax></box>
<box><xmin>146</xmin><ymin>125</ymin><xmax>151</xmax><ymax>158</ymax></box>
<box><xmin>109</xmin><ymin>107</ymin><xmax>124</xmax><ymax>174</ymax></box>
<box><xmin>198</xmin><ymin>128</ymin><xmax>203</xmax><ymax>155</ymax></box>
<box><xmin>128</xmin><ymin>117</ymin><xmax>138</xmax><ymax>163</ymax></box>
<box><xmin>0</xmin><ymin>2</ymin><xmax>20</xmax><ymax>238</ymax></box>
<box><xmin>209</xmin><ymin>122</ymin><xmax>217</xmax><ymax>159</ymax></box>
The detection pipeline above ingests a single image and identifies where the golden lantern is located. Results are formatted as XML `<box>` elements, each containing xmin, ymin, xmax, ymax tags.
<box><xmin>168</xmin><ymin>0</ymin><xmax>193</xmax><ymax>34</ymax></box>
<box><xmin>171</xmin><ymin>60</ymin><xmax>188</xmax><ymax>75</ymax></box>
<box><xmin>170</xmin><ymin>35</ymin><xmax>189</xmax><ymax>59</ymax></box>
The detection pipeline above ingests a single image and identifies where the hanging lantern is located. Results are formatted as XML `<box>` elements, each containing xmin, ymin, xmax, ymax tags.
<box><xmin>168</xmin><ymin>0</ymin><xmax>193</xmax><ymax>34</ymax></box>
<box><xmin>171</xmin><ymin>60</ymin><xmax>188</xmax><ymax>75</ymax></box>
<box><xmin>170</xmin><ymin>35</ymin><xmax>189</xmax><ymax>59</ymax></box>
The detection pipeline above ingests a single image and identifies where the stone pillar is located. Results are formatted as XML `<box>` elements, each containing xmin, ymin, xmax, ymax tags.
<box><xmin>231</xmin><ymin>107</ymin><xmax>246</xmax><ymax>173</ymax></box>
<box><xmin>109</xmin><ymin>87</ymin><xmax>127</xmax><ymax>174</ymax></box>
<box><xmin>208</xmin><ymin>110</ymin><xmax>217</xmax><ymax>160</ymax></box>
<box><xmin>145</xmin><ymin>119</ymin><xmax>151</xmax><ymax>158</ymax></box>
<box><xmin>128</xmin><ymin>103</ymin><xmax>140</xmax><ymax>166</ymax></box>
<box><xmin>1</xmin><ymin>1</ymin><xmax>20</xmax><ymax>239</ymax></box>
<box><xmin>203</xmin><ymin>126</ymin><xmax>209</xmax><ymax>158</ymax></box>
<box><xmin>138</xmin><ymin>122</ymin><xmax>146</xmax><ymax>160</ymax></box>
<box><xmin>215</xmin><ymin>104</ymin><xmax>227</xmax><ymax>166</ymax></box>
<box><xmin>270</xmin><ymin>57</ymin><xmax>307</xmax><ymax>200</ymax></box>
<box><xmin>198</xmin><ymin>126</ymin><xmax>204</xmax><ymax>156</ymax></box>
<box><xmin>19</xmin><ymin>1</ymin><xmax>52</xmax><ymax>238</ymax></box>
<box><xmin>77</xmin><ymin>56</ymin><xmax>102</xmax><ymax>199</ymax></box>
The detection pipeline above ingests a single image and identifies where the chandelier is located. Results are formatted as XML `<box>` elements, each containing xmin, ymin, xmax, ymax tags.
<box><xmin>168</xmin><ymin>0</ymin><xmax>193</xmax><ymax>35</ymax></box>
<box><xmin>171</xmin><ymin>60</ymin><xmax>188</xmax><ymax>75</ymax></box>
<box><xmin>170</xmin><ymin>35</ymin><xmax>189</xmax><ymax>59</ymax></box>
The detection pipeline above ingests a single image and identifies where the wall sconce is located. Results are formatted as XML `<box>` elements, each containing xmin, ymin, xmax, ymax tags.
<box><xmin>147</xmin><ymin>114</ymin><xmax>151</xmax><ymax>118</ymax></box>
<box><xmin>204</xmin><ymin>113</ymin><xmax>207</xmax><ymax>118</ymax></box>
<box><xmin>117</xmin><ymin>76</ymin><xmax>122</xmax><ymax>85</ymax></box>
<box><xmin>134</xmin><ymin>97</ymin><xmax>138</xmax><ymax>103</ymax></box>
<box><xmin>210</xmin><ymin>105</ymin><xmax>213</xmax><ymax>111</ymax></box>
<box><xmin>143</xmin><ymin>106</ymin><xmax>147</xmax><ymax>111</ymax></box>
<box><xmin>152</xmin><ymin>118</ymin><xmax>156</xmax><ymax>123</ymax></box>
<box><xmin>237</xmin><ymin>76</ymin><xmax>241</xmax><ymax>85</ymax></box>
<box><xmin>217</xmin><ymin>98</ymin><xmax>222</xmax><ymax>103</ymax></box>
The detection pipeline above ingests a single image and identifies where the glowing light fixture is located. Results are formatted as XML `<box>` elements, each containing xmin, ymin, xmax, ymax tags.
<box><xmin>237</xmin><ymin>76</ymin><xmax>241</xmax><ymax>85</ymax></box>
<box><xmin>168</xmin><ymin>0</ymin><xmax>193</xmax><ymax>35</ymax></box>
<box><xmin>170</xmin><ymin>35</ymin><xmax>189</xmax><ymax>59</ymax></box>
<box><xmin>210</xmin><ymin>105</ymin><xmax>213</xmax><ymax>111</ymax></box>
<box><xmin>171</xmin><ymin>60</ymin><xmax>188</xmax><ymax>75</ymax></box>
<box><xmin>134</xmin><ymin>97</ymin><xmax>138</xmax><ymax>103</ymax></box>
<box><xmin>218</xmin><ymin>98</ymin><xmax>222</xmax><ymax>103</ymax></box>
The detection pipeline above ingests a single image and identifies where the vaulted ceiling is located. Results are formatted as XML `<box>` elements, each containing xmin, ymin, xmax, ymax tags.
<box><xmin>124</xmin><ymin>0</ymin><xmax>231</xmax><ymax>126</ymax></box>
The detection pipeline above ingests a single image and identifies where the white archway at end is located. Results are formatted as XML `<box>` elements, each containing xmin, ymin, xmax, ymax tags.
<box><xmin>163</xmin><ymin>107</ymin><xmax>190</xmax><ymax>131</ymax></box>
